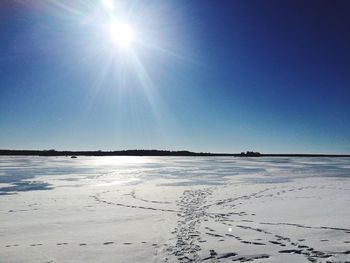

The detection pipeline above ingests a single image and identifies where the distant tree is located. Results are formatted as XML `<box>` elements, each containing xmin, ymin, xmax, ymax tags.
<box><xmin>241</xmin><ymin>151</ymin><xmax>261</xmax><ymax>157</ymax></box>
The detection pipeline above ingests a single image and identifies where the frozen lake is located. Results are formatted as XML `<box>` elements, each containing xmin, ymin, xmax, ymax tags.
<box><xmin>1</xmin><ymin>156</ymin><xmax>350</xmax><ymax>262</ymax></box>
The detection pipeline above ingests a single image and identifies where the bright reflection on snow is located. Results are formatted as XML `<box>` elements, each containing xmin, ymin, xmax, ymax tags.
<box><xmin>94</xmin><ymin>177</ymin><xmax>140</xmax><ymax>187</ymax></box>
<box><xmin>89</xmin><ymin>157</ymin><xmax>150</xmax><ymax>187</ymax></box>
<box><xmin>1</xmin><ymin>156</ymin><xmax>349</xmax><ymax>195</ymax></box>
<box><xmin>92</xmin><ymin>156</ymin><xmax>151</xmax><ymax>166</ymax></box>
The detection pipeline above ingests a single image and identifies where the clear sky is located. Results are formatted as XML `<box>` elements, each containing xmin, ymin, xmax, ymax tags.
<box><xmin>1</xmin><ymin>0</ymin><xmax>349</xmax><ymax>153</ymax></box>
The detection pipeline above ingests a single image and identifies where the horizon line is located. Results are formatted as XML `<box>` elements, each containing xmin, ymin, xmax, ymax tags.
<box><xmin>0</xmin><ymin>149</ymin><xmax>349</xmax><ymax>157</ymax></box>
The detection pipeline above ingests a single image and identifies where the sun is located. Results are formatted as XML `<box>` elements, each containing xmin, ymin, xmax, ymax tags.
<box><xmin>108</xmin><ymin>20</ymin><xmax>135</xmax><ymax>48</ymax></box>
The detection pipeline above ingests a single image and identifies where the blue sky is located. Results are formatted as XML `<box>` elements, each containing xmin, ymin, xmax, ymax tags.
<box><xmin>1</xmin><ymin>0</ymin><xmax>349</xmax><ymax>153</ymax></box>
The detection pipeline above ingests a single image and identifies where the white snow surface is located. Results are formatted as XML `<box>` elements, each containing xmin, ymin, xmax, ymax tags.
<box><xmin>0</xmin><ymin>156</ymin><xmax>349</xmax><ymax>262</ymax></box>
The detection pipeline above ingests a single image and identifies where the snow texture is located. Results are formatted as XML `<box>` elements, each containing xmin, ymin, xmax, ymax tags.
<box><xmin>1</xmin><ymin>156</ymin><xmax>349</xmax><ymax>262</ymax></box>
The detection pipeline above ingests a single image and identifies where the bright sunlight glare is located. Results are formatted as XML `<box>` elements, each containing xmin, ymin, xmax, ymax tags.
<box><xmin>102</xmin><ymin>0</ymin><xmax>114</xmax><ymax>11</ymax></box>
<box><xmin>109</xmin><ymin>20</ymin><xmax>135</xmax><ymax>48</ymax></box>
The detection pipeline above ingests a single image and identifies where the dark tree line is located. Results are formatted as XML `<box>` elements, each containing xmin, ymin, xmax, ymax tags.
<box><xmin>0</xmin><ymin>149</ymin><xmax>348</xmax><ymax>157</ymax></box>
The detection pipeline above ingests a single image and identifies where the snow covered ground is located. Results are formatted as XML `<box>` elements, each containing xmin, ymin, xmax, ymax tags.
<box><xmin>0</xmin><ymin>156</ymin><xmax>349</xmax><ymax>262</ymax></box>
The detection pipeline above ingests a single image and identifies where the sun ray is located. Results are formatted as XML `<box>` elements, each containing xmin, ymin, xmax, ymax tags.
<box><xmin>47</xmin><ymin>0</ymin><xmax>84</xmax><ymax>16</ymax></box>
<box><xmin>40</xmin><ymin>0</ymin><xmax>194</xmax><ymax>144</ymax></box>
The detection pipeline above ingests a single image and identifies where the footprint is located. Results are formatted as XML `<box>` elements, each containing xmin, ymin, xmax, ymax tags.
<box><xmin>279</xmin><ymin>249</ymin><xmax>302</xmax><ymax>254</ymax></box>
<box><xmin>210</xmin><ymin>249</ymin><xmax>218</xmax><ymax>257</ymax></box>
<box><xmin>251</xmin><ymin>242</ymin><xmax>266</xmax><ymax>245</ymax></box>
<box><xmin>206</xmin><ymin>232</ymin><xmax>224</xmax><ymax>238</ymax></box>
<box><xmin>30</xmin><ymin>244</ymin><xmax>43</xmax><ymax>247</ymax></box>
<box><xmin>269</xmin><ymin>240</ymin><xmax>286</xmax><ymax>247</ymax></box>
